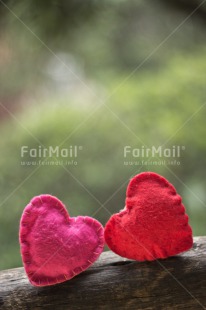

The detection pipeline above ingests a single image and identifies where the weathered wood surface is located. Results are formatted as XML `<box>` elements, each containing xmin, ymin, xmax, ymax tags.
<box><xmin>0</xmin><ymin>237</ymin><xmax>206</xmax><ymax>310</ymax></box>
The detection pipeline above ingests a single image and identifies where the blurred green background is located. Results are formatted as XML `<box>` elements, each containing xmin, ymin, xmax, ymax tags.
<box><xmin>0</xmin><ymin>0</ymin><xmax>206</xmax><ymax>270</ymax></box>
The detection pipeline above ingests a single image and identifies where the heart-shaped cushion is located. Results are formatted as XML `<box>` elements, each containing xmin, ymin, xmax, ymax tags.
<box><xmin>104</xmin><ymin>172</ymin><xmax>193</xmax><ymax>261</ymax></box>
<box><xmin>19</xmin><ymin>195</ymin><xmax>104</xmax><ymax>286</ymax></box>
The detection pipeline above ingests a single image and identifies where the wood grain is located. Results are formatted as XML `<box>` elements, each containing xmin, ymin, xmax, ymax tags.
<box><xmin>0</xmin><ymin>237</ymin><xmax>206</xmax><ymax>310</ymax></box>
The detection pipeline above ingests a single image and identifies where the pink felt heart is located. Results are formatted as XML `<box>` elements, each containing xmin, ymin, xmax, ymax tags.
<box><xmin>19</xmin><ymin>195</ymin><xmax>104</xmax><ymax>286</ymax></box>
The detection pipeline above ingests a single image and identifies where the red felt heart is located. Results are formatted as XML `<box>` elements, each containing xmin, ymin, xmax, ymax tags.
<box><xmin>105</xmin><ymin>172</ymin><xmax>193</xmax><ymax>261</ymax></box>
<box><xmin>19</xmin><ymin>195</ymin><xmax>104</xmax><ymax>286</ymax></box>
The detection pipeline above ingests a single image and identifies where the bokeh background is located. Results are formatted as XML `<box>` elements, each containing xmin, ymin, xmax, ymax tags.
<box><xmin>0</xmin><ymin>0</ymin><xmax>206</xmax><ymax>270</ymax></box>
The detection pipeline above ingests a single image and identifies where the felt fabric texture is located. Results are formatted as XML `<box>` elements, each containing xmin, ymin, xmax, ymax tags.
<box><xmin>104</xmin><ymin>172</ymin><xmax>193</xmax><ymax>261</ymax></box>
<box><xmin>19</xmin><ymin>195</ymin><xmax>104</xmax><ymax>287</ymax></box>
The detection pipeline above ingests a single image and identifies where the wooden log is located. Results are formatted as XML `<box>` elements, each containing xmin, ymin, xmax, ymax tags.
<box><xmin>0</xmin><ymin>237</ymin><xmax>206</xmax><ymax>310</ymax></box>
